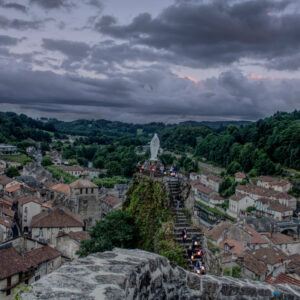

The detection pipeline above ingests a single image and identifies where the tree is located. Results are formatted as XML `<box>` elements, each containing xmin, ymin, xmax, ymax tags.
<box><xmin>93</xmin><ymin>157</ymin><xmax>104</xmax><ymax>169</ymax></box>
<box><xmin>77</xmin><ymin>210</ymin><xmax>137</xmax><ymax>257</ymax></box>
<box><xmin>6</xmin><ymin>166</ymin><xmax>20</xmax><ymax>178</ymax></box>
<box><xmin>226</xmin><ymin>161</ymin><xmax>242</xmax><ymax>175</ymax></box>
<box><xmin>105</xmin><ymin>161</ymin><xmax>122</xmax><ymax>176</ymax></box>
<box><xmin>41</xmin><ymin>156</ymin><xmax>53</xmax><ymax>167</ymax></box>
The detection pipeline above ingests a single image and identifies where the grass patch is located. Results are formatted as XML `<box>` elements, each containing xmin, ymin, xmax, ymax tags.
<box><xmin>46</xmin><ymin>165</ymin><xmax>76</xmax><ymax>184</ymax></box>
<box><xmin>0</xmin><ymin>154</ymin><xmax>33</xmax><ymax>165</ymax></box>
<box><xmin>196</xmin><ymin>200</ymin><xmax>235</xmax><ymax>222</ymax></box>
<box><xmin>207</xmin><ymin>240</ymin><xmax>221</xmax><ymax>254</ymax></box>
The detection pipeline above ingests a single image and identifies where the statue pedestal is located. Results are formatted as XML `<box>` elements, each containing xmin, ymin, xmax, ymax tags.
<box><xmin>140</xmin><ymin>159</ymin><xmax>165</xmax><ymax>177</ymax></box>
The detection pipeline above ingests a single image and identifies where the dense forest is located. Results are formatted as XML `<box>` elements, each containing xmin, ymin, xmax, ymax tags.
<box><xmin>195</xmin><ymin>111</ymin><xmax>300</xmax><ymax>173</ymax></box>
<box><xmin>1</xmin><ymin>111</ymin><xmax>299</xmax><ymax>176</ymax></box>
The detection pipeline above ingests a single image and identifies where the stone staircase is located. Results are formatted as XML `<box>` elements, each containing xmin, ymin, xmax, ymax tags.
<box><xmin>167</xmin><ymin>178</ymin><xmax>205</xmax><ymax>272</ymax></box>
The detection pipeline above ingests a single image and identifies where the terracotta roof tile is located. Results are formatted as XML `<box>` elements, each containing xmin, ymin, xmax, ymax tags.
<box><xmin>269</xmin><ymin>233</ymin><xmax>295</xmax><ymax>245</ymax></box>
<box><xmin>25</xmin><ymin>246</ymin><xmax>61</xmax><ymax>267</ymax></box>
<box><xmin>194</xmin><ymin>183</ymin><xmax>214</xmax><ymax>195</ymax></box>
<box><xmin>0</xmin><ymin>216</ymin><xmax>12</xmax><ymax>228</ymax></box>
<box><xmin>0</xmin><ymin>246</ymin><xmax>30</xmax><ymax>280</ymax></box>
<box><xmin>16</xmin><ymin>195</ymin><xmax>42</xmax><ymax>206</ymax></box>
<box><xmin>205</xmin><ymin>221</ymin><xmax>232</xmax><ymax>241</ymax></box>
<box><xmin>235</xmin><ymin>172</ymin><xmax>246</xmax><ymax>179</ymax></box>
<box><xmin>31</xmin><ymin>207</ymin><xmax>84</xmax><ymax>228</ymax></box>
<box><xmin>2</xmin><ymin>207</ymin><xmax>15</xmax><ymax>218</ymax></box>
<box><xmin>239</xmin><ymin>253</ymin><xmax>267</xmax><ymax>276</ymax></box>
<box><xmin>69</xmin><ymin>179</ymin><xmax>98</xmax><ymax>189</ymax></box>
<box><xmin>0</xmin><ymin>175</ymin><xmax>13</xmax><ymax>186</ymax></box>
<box><xmin>68</xmin><ymin>231</ymin><xmax>90</xmax><ymax>242</ymax></box>
<box><xmin>220</xmin><ymin>238</ymin><xmax>245</xmax><ymax>255</ymax></box>
<box><xmin>245</xmin><ymin>225</ymin><xmax>268</xmax><ymax>244</ymax></box>
<box><xmin>247</xmin><ymin>247</ymin><xmax>288</xmax><ymax>265</ymax></box>
<box><xmin>102</xmin><ymin>195</ymin><xmax>122</xmax><ymax>207</ymax></box>
<box><xmin>236</xmin><ymin>185</ymin><xmax>294</xmax><ymax>200</ymax></box>
<box><xmin>266</xmin><ymin>273</ymin><xmax>300</xmax><ymax>287</ymax></box>
<box><xmin>51</xmin><ymin>183</ymin><xmax>70</xmax><ymax>195</ymax></box>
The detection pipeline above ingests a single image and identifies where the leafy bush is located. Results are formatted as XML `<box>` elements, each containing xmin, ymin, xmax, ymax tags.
<box><xmin>78</xmin><ymin>210</ymin><xmax>137</xmax><ymax>257</ymax></box>
<box><xmin>6</xmin><ymin>166</ymin><xmax>20</xmax><ymax>178</ymax></box>
<box><xmin>41</xmin><ymin>156</ymin><xmax>53</xmax><ymax>167</ymax></box>
<box><xmin>232</xmin><ymin>266</ymin><xmax>242</xmax><ymax>278</ymax></box>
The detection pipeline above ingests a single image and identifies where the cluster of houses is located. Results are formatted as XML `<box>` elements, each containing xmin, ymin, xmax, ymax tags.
<box><xmin>189</xmin><ymin>172</ymin><xmax>225</xmax><ymax>208</ymax></box>
<box><xmin>203</xmin><ymin>218</ymin><xmax>300</xmax><ymax>286</ymax></box>
<box><xmin>0</xmin><ymin>161</ymin><xmax>123</xmax><ymax>299</ymax></box>
<box><xmin>189</xmin><ymin>171</ymin><xmax>296</xmax><ymax>222</ymax></box>
<box><xmin>228</xmin><ymin>176</ymin><xmax>296</xmax><ymax>221</ymax></box>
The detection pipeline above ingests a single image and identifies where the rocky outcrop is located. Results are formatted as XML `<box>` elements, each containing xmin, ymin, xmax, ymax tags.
<box><xmin>23</xmin><ymin>248</ymin><xmax>300</xmax><ymax>300</ymax></box>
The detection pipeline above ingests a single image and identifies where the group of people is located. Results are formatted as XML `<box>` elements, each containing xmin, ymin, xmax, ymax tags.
<box><xmin>182</xmin><ymin>229</ymin><xmax>206</xmax><ymax>275</ymax></box>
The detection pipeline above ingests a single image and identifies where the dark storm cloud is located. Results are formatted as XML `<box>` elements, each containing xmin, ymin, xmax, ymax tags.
<box><xmin>96</xmin><ymin>0</ymin><xmax>300</xmax><ymax>70</ymax></box>
<box><xmin>0</xmin><ymin>15</ymin><xmax>42</xmax><ymax>30</ymax></box>
<box><xmin>0</xmin><ymin>35</ymin><xmax>20</xmax><ymax>46</ymax></box>
<box><xmin>30</xmin><ymin>0</ymin><xmax>70</xmax><ymax>9</ymax></box>
<box><xmin>30</xmin><ymin>0</ymin><xmax>102</xmax><ymax>10</ymax></box>
<box><xmin>2</xmin><ymin>3</ymin><xmax>27</xmax><ymax>13</ymax></box>
<box><xmin>0</xmin><ymin>60</ymin><xmax>298</xmax><ymax>122</ymax></box>
<box><xmin>42</xmin><ymin>39</ymin><xmax>90</xmax><ymax>60</ymax></box>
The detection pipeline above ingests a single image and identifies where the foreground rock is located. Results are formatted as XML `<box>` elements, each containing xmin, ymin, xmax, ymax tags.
<box><xmin>23</xmin><ymin>248</ymin><xmax>300</xmax><ymax>300</ymax></box>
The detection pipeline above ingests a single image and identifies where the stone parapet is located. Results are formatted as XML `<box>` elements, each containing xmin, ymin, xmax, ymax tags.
<box><xmin>22</xmin><ymin>248</ymin><xmax>300</xmax><ymax>300</ymax></box>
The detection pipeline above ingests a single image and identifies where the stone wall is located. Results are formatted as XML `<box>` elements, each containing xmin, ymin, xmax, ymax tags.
<box><xmin>23</xmin><ymin>248</ymin><xmax>300</xmax><ymax>300</ymax></box>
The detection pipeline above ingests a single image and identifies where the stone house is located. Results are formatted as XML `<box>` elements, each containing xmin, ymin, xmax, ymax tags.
<box><xmin>0</xmin><ymin>196</ymin><xmax>13</xmax><ymax>210</ymax></box>
<box><xmin>237</xmin><ymin>253</ymin><xmax>267</xmax><ymax>281</ymax></box>
<box><xmin>189</xmin><ymin>172</ymin><xmax>200</xmax><ymax>181</ymax></box>
<box><xmin>4</xmin><ymin>183</ymin><xmax>36</xmax><ymax>198</ymax></box>
<box><xmin>59</xmin><ymin>165</ymin><xmax>83</xmax><ymax>177</ymax></box>
<box><xmin>246</xmin><ymin>247</ymin><xmax>289</xmax><ymax>276</ymax></box>
<box><xmin>84</xmin><ymin>168</ymin><xmax>107</xmax><ymax>179</ymax></box>
<box><xmin>24</xmin><ymin>246</ymin><xmax>62</xmax><ymax>282</ymax></box>
<box><xmin>220</xmin><ymin>238</ymin><xmax>245</xmax><ymax>257</ymax></box>
<box><xmin>31</xmin><ymin>207</ymin><xmax>84</xmax><ymax>247</ymax></box>
<box><xmin>0</xmin><ymin>175</ymin><xmax>13</xmax><ymax>190</ymax></box>
<box><xmin>228</xmin><ymin>194</ymin><xmax>254</xmax><ymax>218</ymax></box>
<box><xmin>199</xmin><ymin>173</ymin><xmax>223</xmax><ymax>192</ymax></box>
<box><xmin>56</xmin><ymin>231</ymin><xmax>90</xmax><ymax>259</ymax></box>
<box><xmin>69</xmin><ymin>179</ymin><xmax>101</xmax><ymax>229</ymax></box>
<box><xmin>255</xmin><ymin>198</ymin><xmax>293</xmax><ymax>221</ymax></box>
<box><xmin>17</xmin><ymin>195</ymin><xmax>42</xmax><ymax>233</ymax></box>
<box><xmin>192</xmin><ymin>183</ymin><xmax>214</xmax><ymax>205</ymax></box>
<box><xmin>0</xmin><ymin>216</ymin><xmax>13</xmax><ymax>243</ymax></box>
<box><xmin>236</xmin><ymin>185</ymin><xmax>296</xmax><ymax>210</ymax></box>
<box><xmin>101</xmin><ymin>195</ymin><xmax>122</xmax><ymax>217</ymax></box>
<box><xmin>267</xmin><ymin>233</ymin><xmax>300</xmax><ymax>255</ymax></box>
<box><xmin>209</xmin><ymin>193</ymin><xmax>225</xmax><ymax>206</ymax></box>
<box><xmin>0</xmin><ymin>245</ymin><xmax>33</xmax><ymax>298</ymax></box>
<box><xmin>205</xmin><ymin>221</ymin><xmax>232</xmax><ymax>245</ymax></box>
<box><xmin>257</xmin><ymin>176</ymin><xmax>292</xmax><ymax>193</ymax></box>
<box><xmin>234</xmin><ymin>172</ymin><xmax>246</xmax><ymax>183</ymax></box>
<box><xmin>0</xmin><ymin>144</ymin><xmax>18</xmax><ymax>155</ymax></box>
<box><xmin>49</xmin><ymin>183</ymin><xmax>70</xmax><ymax>202</ymax></box>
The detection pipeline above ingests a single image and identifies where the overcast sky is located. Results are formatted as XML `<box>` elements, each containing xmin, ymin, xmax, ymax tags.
<box><xmin>0</xmin><ymin>0</ymin><xmax>300</xmax><ymax>123</ymax></box>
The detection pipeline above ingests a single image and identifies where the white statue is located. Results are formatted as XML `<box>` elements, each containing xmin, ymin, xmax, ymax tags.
<box><xmin>150</xmin><ymin>133</ymin><xmax>160</xmax><ymax>161</ymax></box>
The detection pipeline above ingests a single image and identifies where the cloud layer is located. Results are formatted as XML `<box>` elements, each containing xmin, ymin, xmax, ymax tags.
<box><xmin>0</xmin><ymin>0</ymin><xmax>299</xmax><ymax>122</ymax></box>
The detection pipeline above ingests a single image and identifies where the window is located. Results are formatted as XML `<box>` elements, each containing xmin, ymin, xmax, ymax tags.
<box><xmin>35</xmin><ymin>275</ymin><xmax>40</xmax><ymax>281</ymax></box>
<box><xmin>80</xmin><ymin>188</ymin><xmax>82</xmax><ymax>194</ymax></box>
<box><xmin>91</xmin><ymin>188</ymin><xmax>94</xmax><ymax>194</ymax></box>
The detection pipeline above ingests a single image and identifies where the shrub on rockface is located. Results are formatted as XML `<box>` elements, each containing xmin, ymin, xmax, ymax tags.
<box><xmin>154</xmin><ymin>221</ymin><xmax>187</xmax><ymax>268</ymax></box>
<box><xmin>124</xmin><ymin>176</ymin><xmax>172</xmax><ymax>251</ymax></box>
<box><xmin>77</xmin><ymin>210</ymin><xmax>138</xmax><ymax>257</ymax></box>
